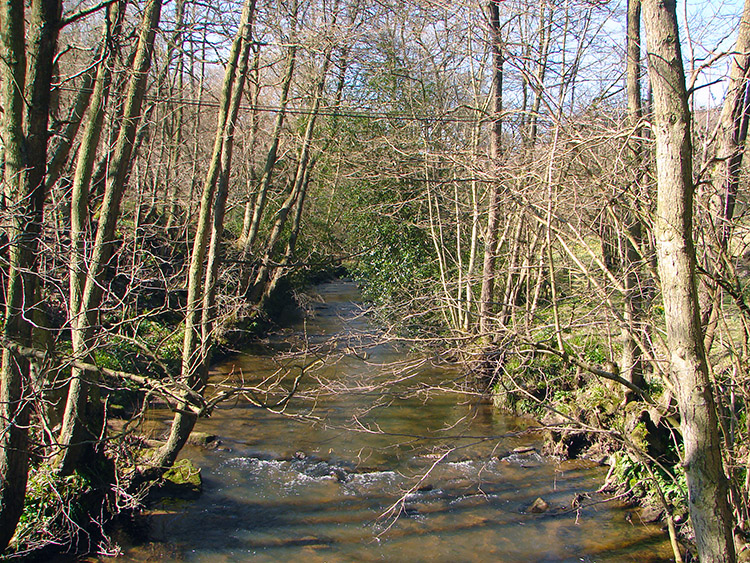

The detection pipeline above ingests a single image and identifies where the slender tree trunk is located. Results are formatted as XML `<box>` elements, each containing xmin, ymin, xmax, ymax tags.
<box><xmin>241</xmin><ymin>47</ymin><xmax>262</xmax><ymax>238</ymax></box>
<box><xmin>621</xmin><ymin>0</ymin><xmax>646</xmax><ymax>402</ymax></box>
<box><xmin>527</xmin><ymin>0</ymin><xmax>550</xmax><ymax>149</ymax></box>
<box><xmin>266</xmin><ymin>162</ymin><xmax>313</xmax><ymax>298</ymax></box>
<box><xmin>643</xmin><ymin>0</ymin><xmax>736</xmax><ymax>560</ymax></box>
<box><xmin>499</xmin><ymin>211</ymin><xmax>524</xmax><ymax>327</ymax></box>
<box><xmin>57</xmin><ymin>0</ymin><xmax>126</xmax><ymax>475</ymax></box>
<box><xmin>162</xmin><ymin>0</ymin><xmax>186</xmax><ymax>231</ymax></box>
<box><xmin>710</xmin><ymin>0</ymin><xmax>750</xmax><ymax>252</ymax></box>
<box><xmin>700</xmin><ymin>0</ymin><xmax>750</xmax><ymax>349</ymax></box>
<box><xmin>239</xmin><ymin>14</ymin><xmax>299</xmax><ymax>290</ymax></box>
<box><xmin>0</xmin><ymin>0</ymin><xmax>61</xmax><ymax>551</ymax></box>
<box><xmin>241</xmin><ymin>43</ymin><xmax>297</xmax><ymax>251</ymax></box>
<box><xmin>479</xmin><ymin>0</ymin><xmax>503</xmax><ymax>337</ymax></box>
<box><xmin>148</xmin><ymin>0</ymin><xmax>256</xmax><ymax>474</ymax></box>
<box><xmin>249</xmin><ymin>52</ymin><xmax>331</xmax><ymax>302</ymax></box>
<box><xmin>56</xmin><ymin>0</ymin><xmax>163</xmax><ymax>475</ymax></box>
<box><xmin>200</xmin><ymin>12</ymin><xmax>255</xmax><ymax>376</ymax></box>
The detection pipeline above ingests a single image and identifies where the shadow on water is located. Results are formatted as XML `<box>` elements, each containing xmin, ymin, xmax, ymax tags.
<box><xmin>119</xmin><ymin>280</ymin><xmax>675</xmax><ymax>562</ymax></box>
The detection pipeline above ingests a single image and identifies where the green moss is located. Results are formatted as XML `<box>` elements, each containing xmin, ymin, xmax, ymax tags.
<box><xmin>575</xmin><ymin>383</ymin><xmax>618</xmax><ymax>416</ymax></box>
<box><xmin>161</xmin><ymin>459</ymin><xmax>202</xmax><ymax>496</ymax></box>
<box><xmin>630</xmin><ymin>421</ymin><xmax>649</xmax><ymax>451</ymax></box>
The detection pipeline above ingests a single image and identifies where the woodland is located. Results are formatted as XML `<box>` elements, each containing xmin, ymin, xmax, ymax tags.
<box><xmin>1</xmin><ymin>0</ymin><xmax>749</xmax><ymax>561</ymax></box>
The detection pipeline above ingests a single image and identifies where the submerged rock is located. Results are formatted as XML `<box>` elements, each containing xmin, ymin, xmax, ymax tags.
<box><xmin>529</xmin><ymin>497</ymin><xmax>550</xmax><ymax>513</ymax></box>
<box><xmin>187</xmin><ymin>432</ymin><xmax>218</xmax><ymax>448</ymax></box>
<box><xmin>638</xmin><ymin>505</ymin><xmax>664</xmax><ymax>524</ymax></box>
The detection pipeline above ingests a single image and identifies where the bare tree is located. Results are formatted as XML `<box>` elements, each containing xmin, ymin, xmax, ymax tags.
<box><xmin>147</xmin><ymin>0</ymin><xmax>257</xmax><ymax>475</ymax></box>
<box><xmin>478</xmin><ymin>0</ymin><xmax>504</xmax><ymax>338</ymax></box>
<box><xmin>643</xmin><ymin>0</ymin><xmax>735</xmax><ymax>559</ymax></box>
<box><xmin>620</xmin><ymin>0</ymin><xmax>646</xmax><ymax>402</ymax></box>
<box><xmin>56</xmin><ymin>0</ymin><xmax>163</xmax><ymax>475</ymax></box>
<box><xmin>0</xmin><ymin>0</ymin><xmax>62</xmax><ymax>551</ymax></box>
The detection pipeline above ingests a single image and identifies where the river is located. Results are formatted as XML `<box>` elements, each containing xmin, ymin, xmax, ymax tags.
<box><xmin>122</xmin><ymin>280</ymin><xmax>673</xmax><ymax>562</ymax></box>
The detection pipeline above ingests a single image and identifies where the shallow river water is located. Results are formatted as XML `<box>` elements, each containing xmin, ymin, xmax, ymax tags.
<box><xmin>123</xmin><ymin>280</ymin><xmax>673</xmax><ymax>562</ymax></box>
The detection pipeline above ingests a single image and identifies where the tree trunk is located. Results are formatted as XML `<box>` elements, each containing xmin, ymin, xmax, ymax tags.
<box><xmin>239</xmin><ymin>9</ymin><xmax>299</xmax><ymax>290</ymax></box>
<box><xmin>700</xmin><ymin>0</ymin><xmax>750</xmax><ymax>349</ymax></box>
<box><xmin>56</xmin><ymin>0</ymin><xmax>162</xmax><ymax>475</ymax></box>
<box><xmin>249</xmin><ymin>50</ymin><xmax>331</xmax><ymax>302</ymax></box>
<box><xmin>148</xmin><ymin>0</ymin><xmax>256</xmax><ymax>474</ymax></box>
<box><xmin>0</xmin><ymin>0</ymin><xmax>61</xmax><ymax>551</ymax></box>
<box><xmin>642</xmin><ymin>0</ymin><xmax>736</xmax><ymax>560</ymax></box>
<box><xmin>621</xmin><ymin>0</ymin><xmax>646</xmax><ymax>402</ymax></box>
<box><xmin>163</xmin><ymin>0</ymin><xmax>187</xmax><ymax>232</ymax></box>
<box><xmin>479</xmin><ymin>0</ymin><xmax>503</xmax><ymax>337</ymax></box>
<box><xmin>527</xmin><ymin>0</ymin><xmax>550</xmax><ymax>149</ymax></box>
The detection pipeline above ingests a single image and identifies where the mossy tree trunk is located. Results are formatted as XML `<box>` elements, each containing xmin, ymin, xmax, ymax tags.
<box><xmin>0</xmin><ymin>0</ymin><xmax>61</xmax><ymax>552</ymax></box>
<box><xmin>56</xmin><ymin>0</ymin><xmax>162</xmax><ymax>476</ymax></box>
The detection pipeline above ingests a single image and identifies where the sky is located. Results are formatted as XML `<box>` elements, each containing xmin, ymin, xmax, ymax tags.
<box><xmin>679</xmin><ymin>0</ymin><xmax>746</xmax><ymax>108</ymax></box>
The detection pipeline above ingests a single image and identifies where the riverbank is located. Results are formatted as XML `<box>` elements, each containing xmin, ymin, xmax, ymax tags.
<box><xmin>5</xmin><ymin>260</ymin><xmax>343</xmax><ymax>559</ymax></box>
<box><xmin>480</xmin><ymin>346</ymin><xmax>699</xmax><ymax>561</ymax></box>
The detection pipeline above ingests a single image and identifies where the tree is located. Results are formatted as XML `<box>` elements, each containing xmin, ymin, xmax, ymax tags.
<box><xmin>620</xmin><ymin>0</ymin><xmax>647</xmax><ymax>403</ymax></box>
<box><xmin>147</xmin><ymin>0</ymin><xmax>257</xmax><ymax>475</ymax></box>
<box><xmin>56</xmin><ymin>0</ymin><xmax>164</xmax><ymax>475</ymax></box>
<box><xmin>0</xmin><ymin>0</ymin><xmax>62</xmax><ymax>551</ymax></box>
<box><xmin>700</xmin><ymin>0</ymin><xmax>750</xmax><ymax>350</ymax></box>
<box><xmin>478</xmin><ymin>0</ymin><xmax>504</xmax><ymax>337</ymax></box>
<box><xmin>642</xmin><ymin>0</ymin><xmax>736</xmax><ymax>559</ymax></box>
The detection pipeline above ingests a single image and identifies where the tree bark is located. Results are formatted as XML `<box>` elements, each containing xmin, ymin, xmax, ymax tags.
<box><xmin>479</xmin><ymin>0</ymin><xmax>503</xmax><ymax>337</ymax></box>
<box><xmin>621</xmin><ymin>0</ymin><xmax>646</xmax><ymax>402</ymax></box>
<box><xmin>643</xmin><ymin>0</ymin><xmax>735</xmax><ymax>560</ymax></box>
<box><xmin>0</xmin><ymin>0</ymin><xmax>61</xmax><ymax>551</ymax></box>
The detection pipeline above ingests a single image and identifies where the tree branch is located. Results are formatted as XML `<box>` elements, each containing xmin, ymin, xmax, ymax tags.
<box><xmin>61</xmin><ymin>0</ymin><xmax>119</xmax><ymax>28</ymax></box>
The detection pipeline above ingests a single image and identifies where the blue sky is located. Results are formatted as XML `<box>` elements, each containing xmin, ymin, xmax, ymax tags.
<box><xmin>679</xmin><ymin>0</ymin><xmax>746</xmax><ymax>107</ymax></box>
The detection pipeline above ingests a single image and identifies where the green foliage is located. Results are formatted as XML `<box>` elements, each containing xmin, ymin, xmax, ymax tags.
<box><xmin>611</xmin><ymin>450</ymin><xmax>687</xmax><ymax>509</ymax></box>
<box><xmin>564</xmin><ymin>335</ymin><xmax>608</xmax><ymax>365</ymax></box>
<box><xmin>96</xmin><ymin>320</ymin><xmax>183</xmax><ymax>377</ymax></box>
<box><xmin>136</xmin><ymin>318</ymin><xmax>184</xmax><ymax>362</ymax></box>
<box><xmin>345</xmin><ymin>178</ymin><xmax>441</xmax><ymax>330</ymax></box>
<box><xmin>13</xmin><ymin>465</ymin><xmax>92</xmax><ymax>552</ymax></box>
<box><xmin>491</xmin><ymin>351</ymin><xmax>578</xmax><ymax>415</ymax></box>
<box><xmin>575</xmin><ymin>383</ymin><xmax>618</xmax><ymax>416</ymax></box>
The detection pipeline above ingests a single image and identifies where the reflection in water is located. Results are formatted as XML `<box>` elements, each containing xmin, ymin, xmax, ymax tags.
<box><xmin>124</xmin><ymin>280</ymin><xmax>672</xmax><ymax>562</ymax></box>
